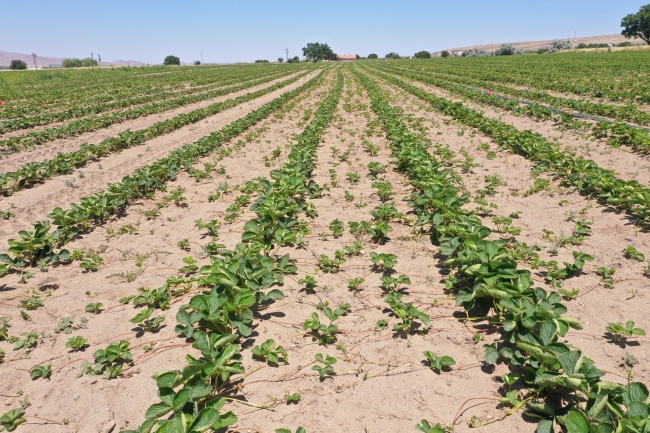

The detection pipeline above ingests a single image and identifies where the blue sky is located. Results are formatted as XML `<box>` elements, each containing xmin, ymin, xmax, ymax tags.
<box><xmin>3</xmin><ymin>0</ymin><xmax>647</xmax><ymax>63</ymax></box>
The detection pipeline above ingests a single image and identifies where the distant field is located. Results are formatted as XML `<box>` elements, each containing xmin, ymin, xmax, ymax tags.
<box><xmin>1</xmin><ymin>52</ymin><xmax>650</xmax><ymax>433</ymax></box>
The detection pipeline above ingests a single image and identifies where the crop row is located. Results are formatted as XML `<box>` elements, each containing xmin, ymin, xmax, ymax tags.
<box><xmin>416</xmin><ymin>52</ymin><xmax>650</xmax><ymax>103</ymax></box>
<box><xmin>0</xmin><ymin>69</ymin><xmax>328</xmax><ymax>278</ymax></box>
<box><xmin>0</xmin><ymin>70</ymin><xmax>316</xmax><ymax>196</ymax></box>
<box><xmin>379</xmin><ymin>63</ymin><xmax>650</xmax><ymax>155</ymax></box>
<box><xmin>353</xmin><ymin>65</ymin><xmax>650</xmax><ymax>433</ymax></box>
<box><xmin>0</xmin><ymin>68</ymin><xmax>294</xmax><ymax>132</ymax></box>
<box><xmin>0</xmin><ymin>69</ymin><xmax>310</xmax><ymax>154</ymax></box>
<box><xmin>364</xmin><ymin>65</ymin><xmax>650</xmax><ymax>225</ymax></box>
<box><xmin>392</xmin><ymin>64</ymin><xmax>650</xmax><ymax>127</ymax></box>
<box><xmin>1</xmin><ymin>64</ymin><xmax>308</xmax><ymax>116</ymax></box>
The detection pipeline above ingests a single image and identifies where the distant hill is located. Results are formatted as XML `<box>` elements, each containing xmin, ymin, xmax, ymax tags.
<box><xmin>442</xmin><ymin>34</ymin><xmax>630</xmax><ymax>53</ymax></box>
<box><xmin>0</xmin><ymin>51</ymin><xmax>144</xmax><ymax>67</ymax></box>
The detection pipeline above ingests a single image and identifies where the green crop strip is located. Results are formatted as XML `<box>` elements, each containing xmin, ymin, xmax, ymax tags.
<box><xmin>352</xmin><ymin>65</ymin><xmax>650</xmax><ymax>433</ymax></box>
<box><xmin>377</xmin><ymin>63</ymin><xmax>650</xmax><ymax>155</ymax></box>
<box><xmin>121</xmin><ymin>69</ymin><xmax>344</xmax><ymax>432</ymax></box>
<box><xmin>362</xmin><ymin>65</ymin><xmax>650</xmax><ymax>227</ymax></box>
<box><xmin>0</xmin><ymin>69</ymin><xmax>329</xmax><ymax>279</ymax></box>
<box><xmin>0</xmin><ymin>69</ymin><xmax>316</xmax><ymax>195</ymax></box>
<box><xmin>0</xmin><ymin>68</ymin><xmax>294</xmax><ymax>133</ymax></box>
<box><xmin>0</xmin><ymin>70</ymin><xmax>310</xmax><ymax>154</ymax></box>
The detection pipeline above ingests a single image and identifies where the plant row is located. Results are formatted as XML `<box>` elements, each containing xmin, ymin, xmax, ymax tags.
<box><xmin>0</xmin><ymin>70</ymin><xmax>312</xmax><ymax>154</ymax></box>
<box><xmin>0</xmin><ymin>70</ymin><xmax>315</xmax><ymax>196</ymax></box>
<box><xmin>353</xmin><ymin>66</ymin><xmax>650</xmax><ymax>433</ymax></box>
<box><xmin>0</xmin><ymin>69</ymin><xmax>328</xmax><ymax>279</ymax></box>
<box><xmin>378</xmin><ymin>63</ymin><xmax>650</xmax><ymax>155</ymax></box>
<box><xmin>364</xmin><ymin>65</ymin><xmax>650</xmax><ymax>226</ymax></box>
<box><xmin>0</xmin><ymin>68</ymin><xmax>293</xmax><ymax>133</ymax></box>
<box><xmin>119</xmin><ymin>69</ymin><xmax>344</xmax><ymax>433</ymax></box>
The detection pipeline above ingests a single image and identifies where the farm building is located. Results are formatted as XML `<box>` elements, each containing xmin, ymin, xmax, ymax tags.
<box><xmin>452</xmin><ymin>50</ymin><xmax>464</xmax><ymax>57</ymax></box>
<box><xmin>339</xmin><ymin>54</ymin><xmax>356</xmax><ymax>62</ymax></box>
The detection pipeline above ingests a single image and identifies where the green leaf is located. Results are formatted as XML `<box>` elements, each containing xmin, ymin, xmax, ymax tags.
<box><xmin>145</xmin><ymin>402</ymin><xmax>173</xmax><ymax>420</ymax></box>
<box><xmin>539</xmin><ymin>321</ymin><xmax>557</xmax><ymax>347</ymax></box>
<box><xmin>565</xmin><ymin>410</ymin><xmax>589</xmax><ymax>433</ymax></box>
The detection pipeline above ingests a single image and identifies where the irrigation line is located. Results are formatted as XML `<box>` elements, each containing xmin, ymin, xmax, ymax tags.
<box><xmin>454</xmin><ymin>83</ymin><xmax>650</xmax><ymax>132</ymax></box>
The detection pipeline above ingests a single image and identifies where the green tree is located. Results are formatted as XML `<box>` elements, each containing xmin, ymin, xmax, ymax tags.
<box><xmin>194</xmin><ymin>60</ymin><xmax>201</xmax><ymax>65</ymax></box>
<box><xmin>278</xmin><ymin>57</ymin><xmax>284</xmax><ymax>63</ymax></box>
<box><xmin>385</xmin><ymin>52</ymin><xmax>401</xmax><ymax>59</ymax></box>
<box><xmin>9</xmin><ymin>60</ymin><xmax>27</xmax><ymax>70</ymax></box>
<box><xmin>302</xmin><ymin>42</ymin><xmax>337</xmax><ymax>61</ymax></box>
<box><xmin>368</xmin><ymin>53</ymin><xmax>378</xmax><ymax>58</ymax></box>
<box><xmin>255</xmin><ymin>59</ymin><xmax>269</xmax><ymax>63</ymax></box>
<box><xmin>163</xmin><ymin>55</ymin><xmax>180</xmax><ymax>65</ymax></box>
<box><xmin>414</xmin><ymin>50</ymin><xmax>431</xmax><ymax>59</ymax></box>
<box><xmin>441</xmin><ymin>50</ymin><xmax>450</xmax><ymax>58</ymax></box>
<box><xmin>62</xmin><ymin>58</ymin><xmax>97</xmax><ymax>68</ymax></box>
<box><xmin>621</xmin><ymin>4</ymin><xmax>650</xmax><ymax>44</ymax></box>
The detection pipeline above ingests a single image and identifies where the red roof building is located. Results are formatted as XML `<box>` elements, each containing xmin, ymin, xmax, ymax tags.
<box><xmin>339</xmin><ymin>54</ymin><xmax>357</xmax><ymax>62</ymax></box>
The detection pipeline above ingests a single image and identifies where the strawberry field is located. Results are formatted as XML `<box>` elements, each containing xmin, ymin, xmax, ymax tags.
<box><xmin>1</xmin><ymin>53</ymin><xmax>650</xmax><ymax>433</ymax></box>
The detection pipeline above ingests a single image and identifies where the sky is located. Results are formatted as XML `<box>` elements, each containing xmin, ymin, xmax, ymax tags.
<box><xmin>3</xmin><ymin>0</ymin><xmax>648</xmax><ymax>64</ymax></box>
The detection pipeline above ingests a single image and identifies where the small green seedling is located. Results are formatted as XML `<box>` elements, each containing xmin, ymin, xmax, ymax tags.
<box><xmin>85</xmin><ymin>302</ymin><xmax>103</xmax><ymax>314</ymax></box>
<box><xmin>19</xmin><ymin>297</ymin><xmax>43</xmax><ymax>310</ymax></box>
<box><xmin>329</xmin><ymin>219</ymin><xmax>344</xmax><ymax>237</ymax></box>
<box><xmin>606</xmin><ymin>321</ymin><xmax>646</xmax><ymax>343</ymax></box>
<box><xmin>177</xmin><ymin>238</ymin><xmax>190</xmax><ymax>250</ymax></box>
<box><xmin>92</xmin><ymin>340</ymin><xmax>133</xmax><ymax>379</ymax></box>
<box><xmin>347</xmin><ymin>277</ymin><xmax>365</xmax><ymax>291</ymax></box>
<box><xmin>13</xmin><ymin>331</ymin><xmax>38</xmax><ymax>351</ymax></box>
<box><xmin>624</xmin><ymin>245</ymin><xmax>645</xmax><ymax>261</ymax></box>
<box><xmin>29</xmin><ymin>364</ymin><xmax>52</xmax><ymax>380</ymax></box>
<box><xmin>0</xmin><ymin>407</ymin><xmax>26</xmax><ymax>431</ymax></box>
<box><xmin>597</xmin><ymin>267</ymin><xmax>616</xmax><ymax>289</ymax></box>
<box><xmin>80</xmin><ymin>255</ymin><xmax>104</xmax><ymax>272</ymax></box>
<box><xmin>376</xmin><ymin>319</ymin><xmax>389</xmax><ymax>330</ymax></box>
<box><xmin>558</xmin><ymin>287</ymin><xmax>580</xmax><ymax>300</ymax></box>
<box><xmin>312</xmin><ymin>353</ymin><xmax>337</xmax><ymax>379</ymax></box>
<box><xmin>370</xmin><ymin>252</ymin><xmax>397</xmax><ymax>271</ymax></box>
<box><xmin>65</xmin><ymin>336</ymin><xmax>89</xmax><ymax>351</ymax></box>
<box><xmin>423</xmin><ymin>351</ymin><xmax>455</xmax><ymax>372</ymax></box>
<box><xmin>622</xmin><ymin>351</ymin><xmax>639</xmax><ymax>367</ymax></box>
<box><xmin>380</xmin><ymin>274</ymin><xmax>411</xmax><ymax>292</ymax></box>
<box><xmin>416</xmin><ymin>419</ymin><xmax>448</xmax><ymax>433</ymax></box>
<box><xmin>276</xmin><ymin>428</ymin><xmax>306</xmax><ymax>433</ymax></box>
<box><xmin>286</xmin><ymin>393</ymin><xmax>301</xmax><ymax>403</ymax></box>
<box><xmin>298</xmin><ymin>275</ymin><xmax>317</xmax><ymax>291</ymax></box>
<box><xmin>54</xmin><ymin>317</ymin><xmax>73</xmax><ymax>334</ymax></box>
<box><xmin>252</xmin><ymin>339</ymin><xmax>288</xmax><ymax>364</ymax></box>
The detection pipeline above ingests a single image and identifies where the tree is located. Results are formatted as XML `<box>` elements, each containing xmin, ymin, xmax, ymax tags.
<box><xmin>441</xmin><ymin>50</ymin><xmax>450</xmax><ymax>58</ymax></box>
<box><xmin>414</xmin><ymin>50</ymin><xmax>431</xmax><ymax>59</ymax></box>
<box><xmin>621</xmin><ymin>4</ymin><xmax>650</xmax><ymax>44</ymax></box>
<box><xmin>194</xmin><ymin>60</ymin><xmax>201</xmax><ymax>65</ymax></box>
<box><xmin>302</xmin><ymin>42</ymin><xmax>337</xmax><ymax>61</ymax></box>
<box><xmin>62</xmin><ymin>58</ymin><xmax>98</xmax><ymax>68</ymax></box>
<box><xmin>286</xmin><ymin>56</ymin><xmax>300</xmax><ymax>63</ymax></box>
<box><xmin>368</xmin><ymin>53</ymin><xmax>378</xmax><ymax>58</ymax></box>
<box><xmin>278</xmin><ymin>57</ymin><xmax>284</xmax><ymax>63</ymax></box>
<box><xmin>385</xmin><ymin>52</ymin><xmax>401</xmax><ymax>59</ymax></box>
<box><xmin>493</xmin><ymin>44</ymin><xmax>523</xmax><ymax>56</ymax></box>
<box><xmin>164</xmin><ymin>55</ymin><xmax>180</xmax><ymax>65</ymax></box>
<box><xmin>10</xmin><ymin>60</ymin><xmax>27</xmax><ymax>70</ymax></box>
<box><xmin>255</xmin><ymin>59</ymin><xmax>269</xmax><ymax>63</ymax></box>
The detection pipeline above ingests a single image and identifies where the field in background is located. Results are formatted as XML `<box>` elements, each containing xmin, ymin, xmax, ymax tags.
<box><xmin>1</xmin><ymin>51</ymin><xmax>650</xmax><ymax>433</ymax></box>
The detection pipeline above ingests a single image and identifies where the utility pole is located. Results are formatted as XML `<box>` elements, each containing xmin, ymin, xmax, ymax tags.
<box><xmin>286</xmin><ymin>48</ymin><xmax>289</xmax><ymax>62</ymax></box>
<box><xmin>32</xmin><ymin>53</ymin><xmax>37</xmax><ymax>70</ymax></box>
<box><xmin>98</xmin><ymin>54</ymin><xmax>101</xmax><ymax>67</ymax></box>
<box><xmin>201</xmin><ymin>51</ymin><xmax>204</xmax><ymax>65</ymax></box>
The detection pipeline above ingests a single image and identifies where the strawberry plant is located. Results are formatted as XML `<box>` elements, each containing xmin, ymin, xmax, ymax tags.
<box><xmin>298</xmin><ymin>275</ymin><xmax>317</xmax><ymax>291</ymax></box>
<box><xmin>312</xmin><ymin>353</ymin><xmax>337</xmax><ymax>379</ymax></box>
<box><xmin>329</xmin><ymin>219</ymin><xmax>344</xmax><ymax>237</ymax></box>
<box><xmin>371</xmin><ymin>181</ymin><xmax>395</xmax><ymax>201</ymax></box>
<box><xmin>380</xmin><ymin>274</ymin><xmax>411</xmax><ymax>292</ymax></box>
<box><xmin>597</xmin><ymin>266</ymin><xmax>616</xmax><ymax>289</ymax></box>
<box><xmin>624</xmin><ymin>245</ymin><xmax>645</xmax><ymax>261</ymax></box>
<box><xmin>0</xmin><ymin>317</ymin><xmax>9</xmax><ymax>341</ymax></box>
<box><xmin>367</xmin><ymin>162</ymin><xmax>387</xmax><ymax>179</ymax></box>
<box><xmin>84</xmin><ymin>302</ymin><xmax>103</xmax><ymax>314</ymax></box>
<box><xmin>65</xmin><ymin>336</ymin><xmax>88</xmax><ymax>351</ymax></box>
<box><xmin>423</xmin><ymin>351</ymin><xmax>455</xmax><ymax>372</ymax></box>
<box><xmin>317</xmin><ymin>254</ymin><xmax>345</xmax><ymax>273</ymax></box>
<box><xmin>251</xmin><ymin>339</ymin><xmax>288</xmax><ymax>364</ymax></box>
<box><xmin>29</xmin><ymin>364</ymin><xmax>52</xmax><ymax>380</ymax></box>
<box><xmin>385</xmin><ymin>293</ymin><xmax>430</xmax><ymax>334</ymax></box>
<box><xmin>0</xmin><ymin>408</ymin><xmax>26</xmax><ymax>432</ymax></box>
<box><xmin>346</xmin><ymin>172</ymin><xmax>360</xmax><ymax>185</ymax></box>
<box><xmin>276</xmin><ymin>428</ymin><xmax>306</xmax><ymax>433</ymax></box>
<box><xmin>605</xmin><ymin>321</ymin><xmax>646</xmax><ymax>343</ymax></box>
<box><xmin>80</xmin><ymin>255</ymin><xmax>103</xmax><ymax>271</ymax></box>
<box><xmin>303</xmin><ymin>312</ymin><xmax>338</xmax><ymax>345</ymax></box>
<box><xmin>347</xmin><ymin>277</ymin><xmax>365</xmax><ymax>291</ymax></box>
<box><xmin>285</xmin><ymin>393</ymin><xmax>301</xmax><ymax>403</ymax></box>
<box><xmin>416</xmin><ymin>420</ymin><xmax>449</xmax><ymax>433</ymax></box>
<box><xmin>92</xmin><ymin>340</ymin><xmax>133</xmax><ymax>379</ymax></box>
<box><xmin>13</xmin><ymin>330</ymin><xmax>38</xmax><ymax>351</ymax></box>
<box><xmin>370</xmin><ymin>252</ymin><xmax>397</xmax><ymax>271</ymax></box>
